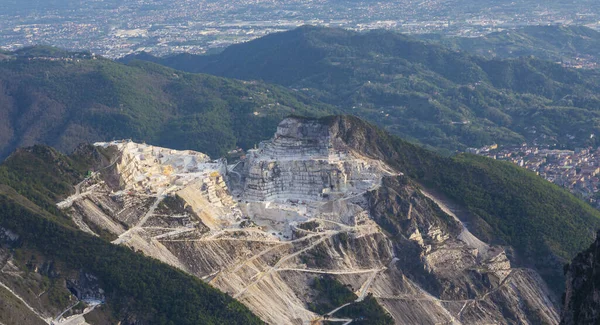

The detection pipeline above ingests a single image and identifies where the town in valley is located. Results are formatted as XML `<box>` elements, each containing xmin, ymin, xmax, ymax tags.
<box><xmin>469</xmin><ymin>143</ymin><xmax>600</xmax><ymax>208</ymax></box>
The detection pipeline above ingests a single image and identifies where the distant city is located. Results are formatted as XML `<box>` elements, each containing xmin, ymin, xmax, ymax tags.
<box><xmin>469</xmin><ymin>144</ymin><xmax>600</xmax><ymax>209</ymax></box>
<box><xmin>1</xmin><ymin>0</ymin><xmax>600</xmax><ymax>58</ymax></box>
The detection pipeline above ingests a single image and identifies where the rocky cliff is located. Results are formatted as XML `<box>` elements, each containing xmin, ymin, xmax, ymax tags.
<box><xmin>561</xmin><ymin>231</ymin><xmax>600</xmax><ymax>325</ymax></box>
<box><xmin>56</xmin><ymin>116</ymin><xmax>560</xmax><ymax>324</ymax></box>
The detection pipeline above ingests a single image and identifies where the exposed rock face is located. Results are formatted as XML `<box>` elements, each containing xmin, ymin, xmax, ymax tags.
<box><xmin>561</xmin><ymin>231</ymin><xmax>600</xmax><ymax>325</ymax></box>
<box><xmin>234</xmin><ymin>117</ymin><xmax>395</xmax><ymax>202</ymax></box>
<box><xmin>58</xmin><ymin>117</ymin><xmax>560</xmax><ymax>324</ymax></box>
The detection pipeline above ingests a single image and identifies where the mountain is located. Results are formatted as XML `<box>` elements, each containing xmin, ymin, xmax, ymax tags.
<box><xmin>561</xmin><ymin>231</ymin><xmax>600</xmax><ymax>324</ymax></box>
<box><xmin>0</xmin><ymin>145</ymin><xmax>262</xmax><ymax>324</ymax></box>
<box><xmin>5</xmin><ymin>115</ymin><xmax>600</xmax><ymax>324</ymax></box>
<box><xmin>419</xmin><ymin>25</ymin><xmax>600</xmax><ymax>68</ymax></box>
<box><xmin>123</xmin><ymin>26</ymin><xmax>600</xmax><ymax>153</ymax></box>
<box><xmin>0</xmin><ymin>47</ymin><xmax>335</xmax><ymax>160</ymax></box>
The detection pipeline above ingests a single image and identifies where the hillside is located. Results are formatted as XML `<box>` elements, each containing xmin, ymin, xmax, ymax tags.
<box><xmin>322</xmin><ymin>115</ymin><xmax>600</xmax><ymax>291</ymax></box>
<box><xmin>0</xmin><ymin>47</ymin><xmax>335</xmax><ymax>160</ymax></box>
<box><xmin>124</xmin><ymin>26</ymin><xmax>600</xmax><ymax>153</ymax></box>
<box><xmin>1</xmin><ymin>115</ymin><xmax>599</xmax><ymax>324</ymax></box>
<box><xmin>420</xmin><ymin>25</ymin><xmax>600</xmax><ymax>68</ymax></box>
<box><xmin>0</xmin><ymin>145</ymin><xmax>263</xmax><ymax>324</ymax></box>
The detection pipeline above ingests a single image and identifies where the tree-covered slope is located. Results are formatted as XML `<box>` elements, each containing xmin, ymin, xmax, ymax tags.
<box><xmin>0</xmin><ymin>47</ymin><xmax>335</xmax><ymax>160</ymax></box>
<box><xmin>420</xmin><ymin>25</ymin><xmax>600</xmax><ymax>66</ymax></box>
<box><xmin>0</xmin><ymin>145</ymin><xmax>263</xmax><ymax>324</ymax></box>
<box><xmin>126</xmin><ymin>26</ymin><xmax>600</xmax><ymax>153</ymax></box>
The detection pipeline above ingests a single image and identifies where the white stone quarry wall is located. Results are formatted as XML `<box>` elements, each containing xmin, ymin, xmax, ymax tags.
<box><xmin>261</xmin><ymin>117</ymin><xmax>331</xmax><ymax>159</ymax></box>
<box><xmin>177</xmin><ymin>178</ymin><xmax>240</xmax><ymax>230</ymax></box>
<box><xmin>241</xmin><ymin>158</ymin><xmax>388</xmax><ymax>202</ymax></box>
<box><xmin>238</xmin><ymin>119</ymin><xmax>395</xmax><ymax>203</ymax></box>
<box><xmin>97</xmin><ymin>141</ymin><xmax>225</xmax><ymax>194</ymax></box>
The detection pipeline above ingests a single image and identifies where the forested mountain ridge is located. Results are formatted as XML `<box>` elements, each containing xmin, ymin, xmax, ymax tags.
<box><xmin>419</xmin><ymin>25</ymin><xmax>600</xmax><ymax>67</ymax></box>
<box><xmin>0</xmin><ymin>47</ymin><xmax>335</xmax><ymax>160</ymax></box>
<box><xmin>124</xmin><ymin>26</ymin><xmax>600</xmax><ymax>153</ymax></box>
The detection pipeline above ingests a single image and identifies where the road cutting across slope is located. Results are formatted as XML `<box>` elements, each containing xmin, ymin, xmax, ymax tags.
<box><xmin>0</xmin><ymin>280</ymin><xmax>50</xmax><ymax>324</ymax></box>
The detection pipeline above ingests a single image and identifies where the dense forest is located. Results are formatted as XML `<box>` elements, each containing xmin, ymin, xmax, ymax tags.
<box><xmin>0</xmin><ymin>47</ymin><xmax>334</xmax><ymax>160</ymax></box>
<box><xmin>5</xmin><ymin>26</ymin><xmax>600</xmax><ymax>159</ymax></box>
<box><xmin>419</xmin><ymin>25</ymin><xmax>600</xmax><ymax>65</ymax></box>
<box><xmin>125</xmin><ymin>26</ymin><xmax>600</xmax><ymax>153</ymax></box>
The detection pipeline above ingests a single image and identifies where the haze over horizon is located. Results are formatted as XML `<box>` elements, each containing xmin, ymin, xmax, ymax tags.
<box><xmin>2</xmin><ymin>0</ymin><xmax>600</xmax><ymax>58</ymax></box>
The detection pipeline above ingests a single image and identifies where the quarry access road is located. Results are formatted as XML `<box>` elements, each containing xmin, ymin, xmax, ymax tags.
<box><xmin>55</xmin><ymin>301</ymin><xmax>102</xmax><ymax>325</ymax></box>
<box><xmin>112</xmin><ymin>191</ymin><xmax>166</xmax><ymax>245</ymax></box>
<box><xmin>233</xmin><ymin>230</ymin><xmax>341</xmax><ymax>299</ymax></box>
<box><xmin>377</xmin><ymin>269</ymin><xmax>517</xmax><ymax>304</ymax></box>
<box><xmin>276</xmin><ymin>267</ymin><xmax>384</xmax><ymax>275</ymax></box>
<box><xmin>53</xmin><ymin>301</ymin><xmax>80</xmax><ymax>324</ymax></box>
<box><xmin>356</xmin><ymin>268</ymin><xmax>382</xmax><ymax>302</ymax></box>
<box><xmin>57</xmin><ymin>154</ymin><xmax>121</xmax><ymax>209</ymax></box>
<box><xmin>327</xmin><ymin>303</ymin><xmax>352</xmax><ymax>316</ymax></box>
<box><xmin>320</xmin><ymin>267</ymin><xmax>384</xmax><ymax>322</ymax></box>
